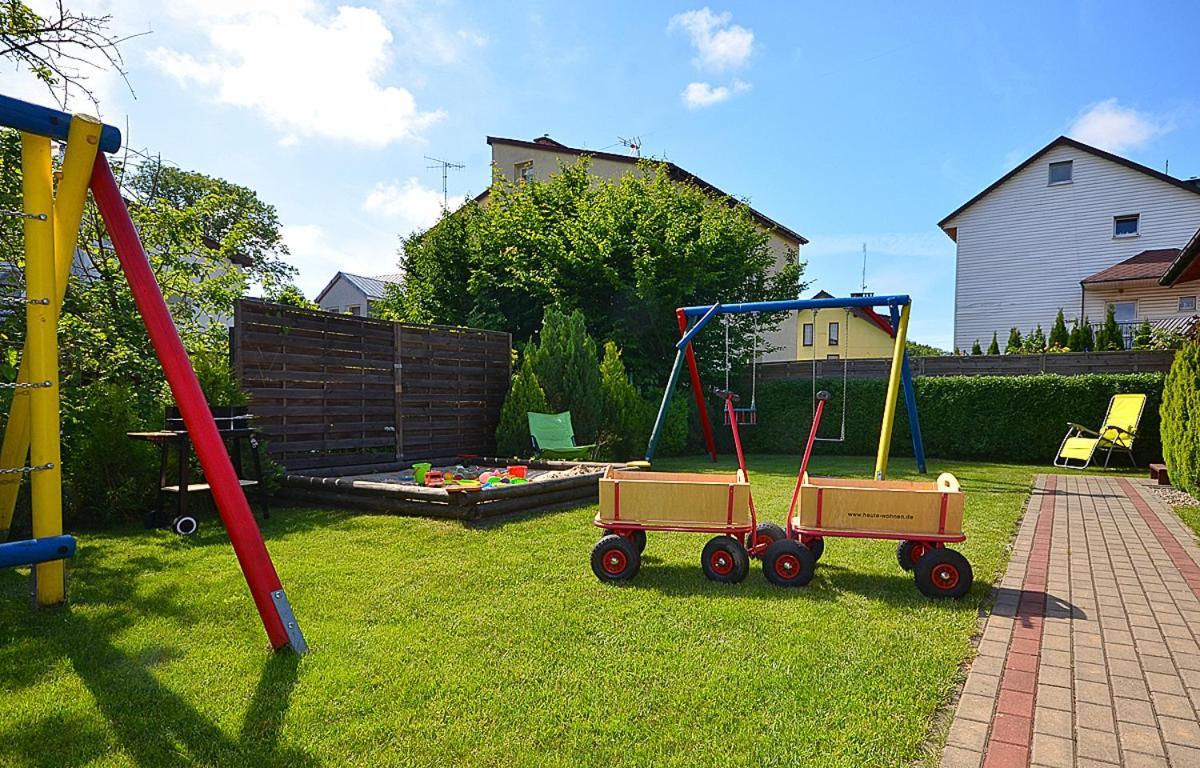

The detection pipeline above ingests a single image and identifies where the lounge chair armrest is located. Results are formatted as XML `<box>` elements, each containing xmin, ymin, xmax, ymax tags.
<box><xmin>1066</xmin><ymin>423</ymin><xmax>1098</xmax><ymax>436</ymax></box>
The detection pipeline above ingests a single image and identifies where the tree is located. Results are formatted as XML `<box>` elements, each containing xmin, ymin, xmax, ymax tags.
<box><xmin>1132</xmin><ymin>319</ymin><xmax>1153</xmax><ymax>350</ymax></box>
<box><xmin>1078</xmin><ymin>317</ymin><xmax>1095</xmax><ymax>351</ymax></box>
<box><xmin>906</xmin><ymin>340</ymin><xmax>948</xmax><ymax>357</ymax></box>
<box><xmin>1096</xmin><ymin>304</ymin><xmax>1125</xmax><ymax>351</ymax></box>
<box><xmin>986</xmin><ymin>332</ymin><xmax>999</xmax><ymax>355</ymax></box>
<box><xmin>0</xmin><ymin>1</ymin><xmax>139</xmax><ymax>106</ymax></box>
<box><xmin>494</xmin><ymin>355</ymin><xmax>550</xmax><ymax>457</ymax></box>
<box><xmin>598</xmin><ymin>341</ymin><xmax>649</xmax><ymax>460</ymax></box>
<box><xmin>971</xmin><ymin>339</ymin><xmax>983</xmax><ymax>355</ymax></box>
<box><xmin>1005</xmin><ymin>327</ymin><xmax>1023</xmax><ymax>354</ymax></box>
<box><xmin>1049</xmin><ymin>309</ymin><xmax>1070</xmax><ymax>348</ymax></box>
<box><xmin>526</xmin><ymin>307</ymin><xmax>603</xmax><ymax>443</ymax></box>
<box><xmin>1027</xmin><ymin>324</ymin><xmax>1046</xmax><ymax>353</ymax></box>
<box><xmin>379</xmin><ymin>157</ymin><xmax>804</xmax><ymax>388</ymax></box>
<box><xmin>265</xmin><ymin>283</ymin><xmax>317</xmax><ymax>310</ymax></box>
<box><xmin>1161</xmin><ymin>340</ymin><xmax>1200</xmax><ymax>498</ymax></box>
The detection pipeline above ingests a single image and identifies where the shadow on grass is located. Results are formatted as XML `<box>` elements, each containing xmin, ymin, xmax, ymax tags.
<box><xmin>0</xmin><ymin>574</ymin><xmax>313</xmax><ymax>768</ymax></box>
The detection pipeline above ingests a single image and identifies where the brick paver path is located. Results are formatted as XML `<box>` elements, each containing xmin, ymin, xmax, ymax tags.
<box><xmin>941</xmin><ymin>475</ymin><xmax>1200</xmax><ymax>768</ymax></box>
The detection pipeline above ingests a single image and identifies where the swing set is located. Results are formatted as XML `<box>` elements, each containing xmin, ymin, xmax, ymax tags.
<box><xmin>0</xmin><ymin>94</ymin><xmax>306</xmax><ymax>653</ymax></box>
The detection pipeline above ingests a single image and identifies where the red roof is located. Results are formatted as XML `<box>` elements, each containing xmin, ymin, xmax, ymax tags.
<box><xmin>1080</xmin><ymin>249</ymin><xmax>1181</xmax><ymax>285</ymax></box>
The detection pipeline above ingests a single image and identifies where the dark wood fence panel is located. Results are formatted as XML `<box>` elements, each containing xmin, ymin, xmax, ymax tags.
<box><xmin>759</xmin><ymin>350</ymin><xmax>1176</xmax><ymax>383</ymax></box>
<box><xmin>234</xmin><ymin>300</ymin><xmax>511</xmax><ymax>471</ymax></box>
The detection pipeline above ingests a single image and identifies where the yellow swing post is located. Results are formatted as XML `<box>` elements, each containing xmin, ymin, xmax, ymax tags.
<box><xmin>873</xmin><ymin>302</ymin><xmax>911</xmax><ymax>481</ymax></box>
<box><xmin>0</xmin><ymin>117</ymin><xmax>99</xmax><ymax>544</ymax></box>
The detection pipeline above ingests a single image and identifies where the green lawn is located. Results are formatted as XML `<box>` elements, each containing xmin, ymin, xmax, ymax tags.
<box><xmin>0</xmin><ymin>455</ymin><xmax>1044</xmax><ymax>767</ymax></box>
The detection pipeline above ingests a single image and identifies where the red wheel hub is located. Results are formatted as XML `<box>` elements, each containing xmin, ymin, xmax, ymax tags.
<box><xmin>602</xmin><ymin>548</ymin><xmax>628</xmax><ymax>575</ymax></box>
<box><xmin>774</xmin><ymin>553</ymin><xmax>801</xmax><ymax>580</ymax></box>
<box><xmin>710</xmin><ymin>550</ymin><xmax>734</xmax><ymax>576</ymax></box>
<box><xmin>931</xmin><ymin>562</ymin><xmax>960</xmax><ymax>590</ymax></box>
<box><xmin>910</xmin><ymin>542</ymin><xmax>929</xmax><ymax>564</ymax></box>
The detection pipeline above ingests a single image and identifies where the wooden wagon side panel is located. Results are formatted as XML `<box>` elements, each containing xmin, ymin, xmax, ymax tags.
<box><xmin>796</xmin><ymin>484</ymin><xmax>964</xmax><ymax>538</ymax></box>
<box><xmin>598</xmin><ymin>476</ymin><xmax>751</xmax><ymax>529</ymax></box>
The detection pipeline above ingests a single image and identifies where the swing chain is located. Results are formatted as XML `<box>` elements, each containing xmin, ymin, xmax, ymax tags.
<box><xmin>0</xmin><ymin>381</ymin><xmax>52</xmax><ymax>390</ymax></box>
<box><xmin>0</xmin><ymin>462</ymin><xmax>54</xmax><ymax>476</ymax></box>
<box><xmin>0</xmin><ymin>210</ymin><xmax>48</xmax><ymax>222</ymax></box>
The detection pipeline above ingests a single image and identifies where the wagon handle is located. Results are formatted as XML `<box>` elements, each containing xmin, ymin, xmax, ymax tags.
<box><xmin>786</xmin><ymin>391</ymin><xmax>830</xmax><ymax>531</ymax></box>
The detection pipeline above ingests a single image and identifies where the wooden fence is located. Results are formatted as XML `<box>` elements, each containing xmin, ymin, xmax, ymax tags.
<box><xmin>233</xmin><ymin>300</ymin><xmax>511</xmax><ymax>471</ymax></box>
<box><xmin>758</xmin><ymin>350</ymin><xmax>1177</xmax><ymax>382</ymax></box>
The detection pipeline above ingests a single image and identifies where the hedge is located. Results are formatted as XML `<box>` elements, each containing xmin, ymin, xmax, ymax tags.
<box><xmin>1161</xmin><ymin>342</ymin><xmax>1200</xmax><ymax>497</ymax></box>
<box><xmin>709</xmin><ymin>373</ymin><xmax>1165</xmax><ymax>464</ymax></box>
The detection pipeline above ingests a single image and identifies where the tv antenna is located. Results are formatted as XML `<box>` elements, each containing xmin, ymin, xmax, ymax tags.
<box><xmin>860</xmin><ymin>243</ymin><xmax>868</xmax><ymax>293</ymax></box>
<box><xmin>425</xmin><ymin>155</ymin><xmax>465</xmax><ymax>209</ymax></box>
<box><xmin>618</xmin><ymin>136</ymin><xmax>642</xmax><ymax>157</ymax></box>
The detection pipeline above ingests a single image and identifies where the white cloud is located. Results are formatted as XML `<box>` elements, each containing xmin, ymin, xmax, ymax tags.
<box><xmin>681</xmin><ymin>80</ymin><xmax>749</xmax><ymax>109</ymax></box>
<box><xmin>1068</xmin><ymin>98</ymin><xmax>1171</xmax><ymax>153</ymax></box>
<box><xmin>283</xmin><ymin>223</ymin><xmax>401</xmax><ymax>297</ymax></box>
<box><xmin>668</xmin><ymin>8</ymin><xmax>754</xmax><ymax>72</ymax></box>
<box><xmin>147</xmin><ymin>0</ymin><xmax>445</xmax><ymax>147</ymax></box>
<box><xmin>362</xmin><ymin>178</ymin><xmax>465</xmax><ymax>235</ymax></box>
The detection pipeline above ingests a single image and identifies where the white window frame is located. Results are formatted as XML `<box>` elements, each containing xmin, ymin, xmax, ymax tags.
<box><xmin>345</xmin><ymin>305</ymin><xmax>362</xmax><ymax>316</ymax></box>
<box><xmin>1048</xmin><ymin>160</ymin><xmax>1073</xmax><ymax>185</ymax></box>
<box><xmin>1179</xmin><ymin>296</ymin><xmax>1198</xmax><ymax>313</ymax></box>
<box><xmin>828</xmin><ymin>321</ymin><xmax>840</xmax><ymax>346</ymax></box>
<box><xmin>802</xmin><ymin>322</ymin><xmax>814</xmax><ymax>347</ymax></box>
<box><xmin>826</xmin><ymin>354</ymin><xmax>840</xmax><ymax>360</ymax></box>
<box><xmin>1107</xmin><ymin>300</ymin><xmax>1137</xmax><ymax>323</ymax></box>
<box><xmin>1113</xmin><ymin>214</ymin><xmax>1140</xmax><ymax>238</ymax></box>
<box><xmin>515</xmin><ymin>160</ymin><xmax>534</xmax><ymax>183</ymax></box>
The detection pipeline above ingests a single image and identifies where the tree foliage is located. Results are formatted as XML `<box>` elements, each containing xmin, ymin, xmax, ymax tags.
<box><xmin>598</xmin><ymin>341</ymin><xmax>650</xmax><ymax>460</ymax></box>
<box><xmin>1162</xmin><ymin>340</ymin><xmax>1200</xmax><ymax>498</ymax></box>
<box><xmin>494</xmin><ymin>355</ymin><xmax>550</xmax><ymax>457</ymax></box>
<box><xmin>1095</xmin><ymin>304</ymin><xmax>1125</xmax><ymax>351</ymax></box>
<box><xmin>971</xmin><ymin>339</ymin><xmax>983</xmax><ymax>356</ymax></box>
<box><xmin>906</xmin><ymin>340</ymin><xmax>948</xmax><ymax>357</ymax></box>
<box><xmin>1049</xmin><ymin>309</ymin><xmax>1070</xmax><ymax>348</ymax></box>
<box><xmin>986</xmin><ymin>332</ymin><xmax>999</xmax><ymax>355</ymax></box>
<box><xmin>380</xmin><ymin>158</ymin><xmax>805</xmax><ymax>387</ymax></box>
<box><xmin>525</xmin><ymin>307</ymin><xmax>602</xmax><ymax>443</ymax></box>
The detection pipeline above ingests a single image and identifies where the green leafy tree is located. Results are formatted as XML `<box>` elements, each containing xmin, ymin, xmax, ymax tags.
<box><xmin>1027</xmin><ymin>324</ymin><xmax>1046</xmax><ymax>353</ymax></box>
<box><xmin>971</xmin><ymin>339</ymin><xmax>983</xmax><ymax>356</ymax></box>
<box><xmin>906</xmin><ymin>340</ymin><xmax>948</xmax><ymax>357</ymax></box>
<box><xmin>495</xmin><ymin>355</ymin><xmax>550</xmax><ymax>457</ymax></box>
<box><xmin>986</xmin><ymin>332</ymin><xmax>999</xmax><ymax>355</ymax></box>
<box><xmin>1096</xmin><ymin>304</ymin><xmax>1125</xmax><ymax>351</ymax></box>
<box><xmin>1162</xmin><ymin>340</ymin><xmax>1200</xmax><ymax>498</ymax></box>
<box><xmin>1132</xmin><ymin>319</ymin><xmax>1153</xmax><ymax>350</ymax></box>
<box><xmin>265</xmin><ymin>283</ymin><xmax>317</xmax><ymax>309</ymax></box>
<box><xmin>1005</xmin><ymin>327</ymin><xmax>1023</xmax><ymax>354</ymax></box>
<box><xmin>1049</xmin><ymin>309</ymin><xmax>1070</xmax><ymax>348</ymax></box>
<box><xmin>1079</xmin><ymin>318</ymin><xmax>1095</xmax><ymax>351</ymax></box>
<box><xmin>380</xmin><ymin>157</ymin><xmax>804</xmax><ymax>387</ymax></box>
<box><xmin>526</xmin><ymin>307</ymin><xmax>603</xmax><ymax>443</ymax></box>
<box><xmin>598</xmin><ymin>341</ymin><xmax>649</xmax><ymax>460</ymax></box>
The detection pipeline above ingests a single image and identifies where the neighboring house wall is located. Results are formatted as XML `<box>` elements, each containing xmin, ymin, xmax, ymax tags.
<box><xmin>795</xmin><ymin>309</ymin><xmax>895</xmax><ymax>360</ymax></box>
<box><xmin>1083</xmin><ymin>278</ymin><xmax>1200</xmax><ymax>327</ymax></box>
<box><xmin>488</xmin><ymin>140</ymin><xmax>801</xmax><ymax>361</ymax></box>
<box><xmin>317</xmin><ymin>277</ymin><xmax>371</xmax><ymax>315</ymax></box>
<box><xmin>944</xmin><ymin>144</ymin><xmax>1200</xmax><ymax>352</ymax></box>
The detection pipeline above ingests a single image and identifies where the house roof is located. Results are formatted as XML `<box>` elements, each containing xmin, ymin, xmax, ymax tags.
<box><xmin>939</xmin><ymin>136</ymin><xmax>1200</xmax><ymax>237</ymax></box>
<box><xmin>1080</xmin><ymin>249</ymin><xmax>1182</xmax><ymax>285</ymax></box>
<box><xmin>314</xmin><ymin>271</ymin><xmax>402</xmax><ymax>304</ymax></box>
<box><xmin>1160</xmin><ymin>226</ymin><xmax>1200</xmax><ymax>286</ymax></box>
<box><xmin>484</xmin><ymin>135</ymin><xmax>808</xmax><ymax>245</ymax></box>
<box><xmin>809</xmin><ymin>290</ymin><xmax>895</xmax><ymax>337</ymax></box>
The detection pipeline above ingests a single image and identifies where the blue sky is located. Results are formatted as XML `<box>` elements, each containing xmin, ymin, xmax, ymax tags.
<box><xmin>6</xmin><ymin>1</ymin><xmax>1200</xmax><ymax>350</ymax></box>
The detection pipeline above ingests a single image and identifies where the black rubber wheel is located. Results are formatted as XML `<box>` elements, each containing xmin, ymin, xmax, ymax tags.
<box><xmin>171</xmin><ymin>515</ymin><xmax>199</xmax><ymax>537</ymax></box>
<box><xmin>897</xmin><ymin>540</ymin><xmax>933</xmax><ymax>572</ymax></box>
<box><xmin>914</xmin><ymin>548</ymin><xmax>973</xmax><ymax>599</ymax></box>
<box><xmin>599</xmin><ymin>529</ymin><xmax>647</xmax><ymax>554</ymax></box>
<box><xmin>592</xmin><ymin>534</ymin><xmax>640</xmax><ymax>583</ymax></box>
<box><xmin>804</xmin><ymin>537</ymin><xmax>825</xmax><ymax>563</ymax></box>
<box><xmin>701</xmin><ymin>535</ymin><xmax>749</xmax><ymax>584</ymax></box>
<box><xmin>762</xmin><ymin>539</ymin><xmax>816</xmax><ymax>587</ymax></box>
<box><xmin>752</xmin><ymin>521</ymin><xmax>787</xmax><ymax>550</ymax></box>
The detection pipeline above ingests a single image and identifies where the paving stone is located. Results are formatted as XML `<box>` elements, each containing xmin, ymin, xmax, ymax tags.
<box><xmin>947</xmin><ymin>716</ymin><xmax>989</xmax><ymax>751</ymax></box>
<box><xmin>1033</xmin><ymin>706</ymin><xmax>1071</xmax><ymax>735</ymax></box>
<box><xmin>1159</xmin><ymin>715</ymin><xmax>1200</xmax><ymax>747</ymax></box>
<box><xmin>1114</xmin><ymin>695</ymin><xmax>1157</xmax><ymax>726</ymax></box>
<box><xmin>1116</xmin><ymin>721</ymin><xmax>1165</xmax><ymax>756</ymax></box>
<box><xmin>1029</xmin><ymin>732</ymin><xmax>1073</xmax><ymax>767</ymax></box>
<box><xmin>1075</xmin><ymin>726</ymin><xmax>1120</xmax><ymax>762</ymax></box>
<box><xmin>1150</xmin><ymin>691</ymin><xmax>1194</xmax><ymax>719</ymax></box>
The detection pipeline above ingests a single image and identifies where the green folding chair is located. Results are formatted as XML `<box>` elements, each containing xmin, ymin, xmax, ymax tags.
<box><xmin>528</xmin><ymin>411</ymin><xmax>595</xmax><ymax>460</ymax></box>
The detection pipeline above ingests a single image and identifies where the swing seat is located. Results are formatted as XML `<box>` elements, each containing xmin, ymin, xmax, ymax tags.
<box><xmin>723</xmin><ymin>407</ymin><xmax>757</xmax><ymax>426</ymax></box>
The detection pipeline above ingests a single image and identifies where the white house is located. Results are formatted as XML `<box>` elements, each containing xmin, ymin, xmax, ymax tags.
<box><xmin>940</xmin><ymin>136</ymin><xmax>1200</xmax><ymax>352</ymax></box>
<box><xmin>315</xmin><ymin>272</ymin><xmax>402</xmax><ymax>316</ymax></box>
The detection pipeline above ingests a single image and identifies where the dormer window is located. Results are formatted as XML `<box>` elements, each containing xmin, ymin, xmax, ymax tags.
<box><xmin>1048</xmin><ymin>160</ymin><xmax>1073</xmax><ymax>185</ymax></box>
<box><xmin>1114</xmin><ymin>214</ymin><xmax>1140</xmax><ymax>238</ymax></box>
<box><xmin>515</xmin><ymin>160</ymin><xmax>534</xmax><ymax>183</ymax></box>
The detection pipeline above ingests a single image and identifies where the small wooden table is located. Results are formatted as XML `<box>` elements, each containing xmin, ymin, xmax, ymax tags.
<box><xmin>127</xmin><ymin>426</ymin><xmax>269</xmax><ymax>534</ymax></box>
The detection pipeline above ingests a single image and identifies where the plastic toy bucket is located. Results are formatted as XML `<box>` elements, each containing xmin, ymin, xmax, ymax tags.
<box><xmin>508</xmin><ymin>465</ymin><xmax>528</xmax><ymax>479</ymax></box>
<box><xmin>413</xmin><ymin>462</ymin><xmax>432</xmax><ymax>483</ymax></box>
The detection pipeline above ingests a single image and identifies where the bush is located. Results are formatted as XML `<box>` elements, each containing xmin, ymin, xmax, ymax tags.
<box><xmin>598</xmin><ymin>341</ymin><xmax>650</xmax><ymax>461</ymax></box>
<box><xmin>1049</xmin><ymin>309</ymin><xmax>1070</xmax><ymax>348</ymax></box>
<box><xmin>526</xmin><ymin>308</ymin><xmax>602</xmax><ymax>443</ymax></box>
<box><xmin>1162</xmin><ymin>343</ymin><xmax>1199</xmax><ymax>497</ymax></box>
<box><xmin>657</xmin><ymin>394</ymin><xmax>691</xmax><ymax>457</ymax></box>
<box><xmin>718</xmin><ymin>373</ymin><xmax>1164</xmax><ymax>464</ymax></box>
<box><xmin>986</xmin><ymin>333</ymin><xmax>999</xmax><ymax>355</ymax></box>
<box><xmin>495</xmin><ymin>355</ymin><xmax>550</xmax><ymax>457</ymax></box>
<box><xmin>1005</xmin><ymin>327</ymin><xmax>1023</xmax><ymax>353</ymax></box>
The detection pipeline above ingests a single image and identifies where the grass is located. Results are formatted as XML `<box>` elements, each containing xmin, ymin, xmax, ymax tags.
<box><xmin>1174</xmin><ymin>504</ymin><xmax>1200</xmax><ymax>539</ymax></box>
<box><xmin>0</xmin><ymin>455</ymin><xmax>1049</xmax><ymax>767</ymax></box>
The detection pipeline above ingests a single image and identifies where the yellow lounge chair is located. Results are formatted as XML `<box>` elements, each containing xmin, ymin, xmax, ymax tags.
<box><xmin>1054</xmin><ymin>393</ymin><xmax>1146</xmax><ymax>469</ymax></box>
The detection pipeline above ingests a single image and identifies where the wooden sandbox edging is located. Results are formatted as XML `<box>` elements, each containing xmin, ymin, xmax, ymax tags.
<box><xmin>279</xmin><ymin>457</ymin><xmax>623</xmax><ymax>521</ymax></box>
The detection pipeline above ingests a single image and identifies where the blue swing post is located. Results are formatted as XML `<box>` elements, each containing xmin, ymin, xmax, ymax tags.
<box><xmin>644</xmin><ymin>294</ymin><xmax>928</xmax><ymax>474</ymax></box>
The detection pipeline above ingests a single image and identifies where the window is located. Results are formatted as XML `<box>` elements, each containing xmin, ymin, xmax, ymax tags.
<box><xmin>826</xmin><ymin>354</ymin><xmax>840</xmax><ymax>360</ymax></box>
<box><xmin>802</xmin><ymin>323</ymin><xmax>814</xmax><ymax>346</ymax></box>
<box><xmin>1180</xmin><ymin>296</ymin><xmax>1198</xmax><ymax>313</ymax></box>
<box><xmin>345</xmin><ymin>305</ymin><xmax>361</xmax><ymax>316</ymax></box>
<box><xmin>1048</xmin><ymin>160</ymin><xmax>1073</xmax><ymax>185</ymax></box>
<box><xmin>1108</xmin><ymin>301</ymin><xmax>1136</xmax><ymax>323</ymax></box>
<box><xmin>515</xmin><ymin>160</ymin><xmax>534</xmax><ymax>183</ymax></box>
<box><xmin>1114</xmin><ymin>214</ymin><xmax>1140</xmax><ymax>238</ymax></box>
<box><xmin>828</xmin><ymin>321</ymin><xmax>839</xmax><ymax>346</ymax></box>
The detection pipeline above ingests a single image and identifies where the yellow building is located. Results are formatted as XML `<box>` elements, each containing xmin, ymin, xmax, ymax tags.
<box><xmin>796</xmin><ymin>291</ymin><xmax>898</xmax><ymax>360</ymax></box>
